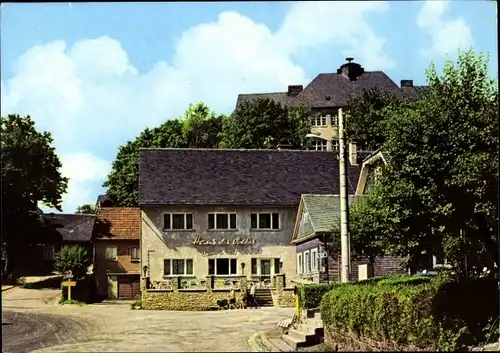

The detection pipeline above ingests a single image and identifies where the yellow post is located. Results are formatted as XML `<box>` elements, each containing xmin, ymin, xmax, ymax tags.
<box><xmin>295</xmin><ymin>289</ymin><xmax>300</xmax><ymax>318</ymax></box>
<box><xmin>68</xmin><ymin>284</ymin><xmax>72</xmax><ymax>301</ymax></box>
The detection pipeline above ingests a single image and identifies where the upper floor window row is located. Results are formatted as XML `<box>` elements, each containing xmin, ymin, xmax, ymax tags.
<box><xmin>163</xmin><ymin>212</ymin><xmax>280</xmax><ymax>231</ymax></box>
<box><xmin>310</xmin><ymin>115</ymin><xmax>339</xmax><ymax>127</ymax></box>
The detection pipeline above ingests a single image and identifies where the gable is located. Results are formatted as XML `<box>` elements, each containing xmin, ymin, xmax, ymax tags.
<box><xmin>298</xmin><ymin>208</ymin><xmax>314</xmax><ymax>238</ymax></box>
<box><xmin>356</xmin><ymin>150</ymin><xmax>387</xmax><ymax>195</ymax></box>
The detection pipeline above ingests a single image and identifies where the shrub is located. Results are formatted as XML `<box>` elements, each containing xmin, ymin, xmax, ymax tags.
<box><xmin>320</xmin><ymin>276</ymin><xmax>498</xmax><ymax>351</ymax></box>
<box><xmin>54</xmin><ymin>245</ymin><xmax>91</xmax><ymax>281</ymax></box>
<box><xmin>60</xmin><ymin>274</ymin><xmax>95</xmax><ymax>303</ymax></box>
<box><xmin>299</xmin><ymin>283</ymin><xmax>336</xmax><ymax>309</ymax></box>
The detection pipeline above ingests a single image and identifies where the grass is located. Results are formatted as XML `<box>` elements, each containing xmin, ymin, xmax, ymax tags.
<box><xmin>59</xmin><ymin>298</ymin><xmax>86</xmax><ymax>306</ymax></box>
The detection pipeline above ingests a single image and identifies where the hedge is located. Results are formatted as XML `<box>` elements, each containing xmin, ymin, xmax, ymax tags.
<box><xmin>320</xmin><ymin>276</ymin><xmax>498</xmax><ymax>351</ymax></box>
<box><xmin>299</xmin><ymin>275</ymin><xmax>430</xmax><ymax>309</ymax></box>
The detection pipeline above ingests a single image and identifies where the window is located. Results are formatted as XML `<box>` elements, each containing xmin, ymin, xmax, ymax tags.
<box><xmin>304</xmin><ymin>251</ymin><xmax>310</xmax><ymax>273</ymax></box>
<box><xmin>163</xmin><ymin>213</ymin><xmax>193</xmax><ymax>230</ymax></box>
<box><xmin>208</xmin><ymin>213</ymin><xmax>237</xmax><ymax>230</ymax></box>
<box><xmin>105</xmin><ymin>246</ymin><xmax>117</xmax><ymax>261</ymax></box>
<box><xmin>331</xmin><ymin>115</ymin><xmax>338</xmax><ymax>126</ymax></box>
<box><xmin>130</xmin><ymin>247</ymin><xmax>140</xmax><ymax>261</ymax></box>
<box><xmin>332</xmin><ymin>139</ymin><xmax>339</xmax><ymax>152</ymax></box>
<box><xmin>251</xmin><ymin>258</ymin><xmax>258</xmax><ymax>275</ymax></box>
<box><xmin>274</xmin><ymin>258</ymin><xmax>282</xmax><ymax>274</ymax></box>
<box><xmin>311</xmin><ymin>248</ymin><xmax>318</xmax><ymax>271</ymax></box>
<box><xmin>313</xmin><ymin>140</ymin><xmax>328</xmax><ymax>151</ymax></box>
<box><xmin>311</xmin><ymin>116</ymin><xmax>327</xmax><ymax>127</ymax></box>
<box><xmin>250</xmin><ymin>213</ymin><xmax>280</xmax><ymax>230</ymax></box>
<box><xmin>297</xmin><ymin>253</ymin><xmax>303</xmax><ymax>274</ymax></box>
<box><xmin>44</xmin><ymin>246</ymin><xmax>55</xmax><ymax>260</ymax></box>
<box><xmin>164</xmin><ymin>259</ymin><xmax>193</xmax><ymax>276</ymax></box>
<box><xmin>208</xmin><ymin>258</ymin><xmax>237</xmax><ymax>275</ymax></box>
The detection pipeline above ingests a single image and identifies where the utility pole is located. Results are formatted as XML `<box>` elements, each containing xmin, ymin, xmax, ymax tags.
<box><xmin>338</xmin><ymin>108</ymin><xmax>350</xmax><ymax>283</ymax></box>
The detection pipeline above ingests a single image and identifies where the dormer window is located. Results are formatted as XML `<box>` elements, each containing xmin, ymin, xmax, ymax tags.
<box><xmin>311</xmin><ymin>116</ymin><xmax>327</xmax><ymax>127</ymax></box>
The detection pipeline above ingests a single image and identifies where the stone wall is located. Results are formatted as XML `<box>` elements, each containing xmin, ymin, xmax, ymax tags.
<box><xmin>271</xmin><ymin>274</ymin><xmax>295</xmax><ymax>308</ymax></box>
<box><xmin>324</xmin><ymin>328</ymin><xmax>434</xmax><ymax>352</ymax></box>
<box><xmin>141</xmin><ymin>278</ymin><xmax>243</xmax><ymax>310</ymax></box>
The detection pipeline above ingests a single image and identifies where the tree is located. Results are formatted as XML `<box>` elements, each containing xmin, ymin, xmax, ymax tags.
<box><xmin>348</xmin><ymin>50</ymin><xmax>499</xmax><ymax>276</ymax></box>
<box><xmin>1</xmin><ymin>114</ymin><xmax>68</xmax><ymax>274</ymax></box>
<box><xmin>344</xmin><ymin>88</ymin><xmax>401</xmax><ymax>151</ymax></box>
<box><xmin>54</xmin><ymin>245</ymin><xmax>91</xmax><ymax>281</ymax></box>
<box><xmin>219</xmin><ymin>98</ymin><xmax>312</xmax><ymax>149</ymax></box>
<box><xmin>104</xmin><ymin>102</ymin><xmax>224</xmax><ymax>207</ymax></box>
<box><xmin>75</xmin><ymin>204</ymin><xmax>96</xmax><ymax>215</ymax></box>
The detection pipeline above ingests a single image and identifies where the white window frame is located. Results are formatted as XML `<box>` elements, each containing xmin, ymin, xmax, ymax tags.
<box><xmin>164</xmin><ymin>258</ymin><xmax>194</xmax><ymax>276</ymax></box>
<box><xmin>331</xmin><ymin>115</ymin><xmax>338</xmax><ymax>126</ymax></box>
<box><xmin>44</xmin><ymin>245</ymin><xmax>55</xmax><ymax>260</ymax></box>
<box><xmin>297</xmin><ymin>253</ymin><xmax>303</xmax><ymax>274</ymax></box>
<box><xmin>332</xmin><ymin>139</ymin><xmax>339</xmax><ymax>152</ymax></box>
<box><xmin>313</xmin><ymin>140</ymin><xmax>328</xmax><ymax>151</ymax></box>
<box><xmin>208</xmin><ymin>212</ymin><xmax>237</xmax><ymax>230</ymax></box>
<box><xmin>432</xmin><ymin>255</ymin><xmax>451</xmax><ymax>269</ymax></box>
<box><xmin>311</xmin><ymin>116</ymin><xmax>327</xmax><ymax>127</ymax></box>
<box><xmin>250</xmin><ymin>213</ymin><xmax>280</xmax><ymax>230</ymax></box>
<box><xmin>105</xmin><ymin>246</ymin><xmax>117</xmax><ymax>261</ymax></box>
<box><xmin>311</xmin><ymin>248</ymin><xmax>318</xmax><ymax>272</ymax></box>
<box><xmin>130</xmin><ymin>247</ymin><xmax>140</xmax><ymax>262</ymax></box>
<box><xmin>304</xmin><ymin>250</ymin><xmax>311</xmax><ymax>273</ymax></box>
<box><xmin>163</xmin><ymin>213</ymin><xmax>194</xmax><ymax>231</ymax></box>
<box><xmin>208</xmin><ymin>258</ymin><xmax>238</xmax><ymax>276</ymax></box>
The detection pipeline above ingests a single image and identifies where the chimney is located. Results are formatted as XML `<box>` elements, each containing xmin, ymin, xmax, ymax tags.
<box><xmin>287</xmin><ymin>85</ymin><xmax>303</xmax><ymax>97</ymax></box>
<box><xmin>401</xmin><ymin>80</ymin><xmax>413</xmax><ymax>88</ymax></box>
<box><xmin>337</xmin><ymin>57</ymin><xmax>365</xmax><ymax>82</ymax></box>
<box><xmin>348</xmin><ymin>142</ymin><xmax>358</xmax><ymax>165</ymax></box>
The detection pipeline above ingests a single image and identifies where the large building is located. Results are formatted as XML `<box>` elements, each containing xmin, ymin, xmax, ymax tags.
<box><xmin>138</xmin><ymin>148</ymin><xmax>360</xmax><ymax>309</ymax></box>
<box><xmin>235</xmin><ymin>58</ymin><xmax>427</xmax><ymax>155</ymax></box>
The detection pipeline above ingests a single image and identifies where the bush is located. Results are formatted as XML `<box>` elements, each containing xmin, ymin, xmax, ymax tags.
<box><xmin>320</xmin><ymin>276</ymin><xmax>499</xmax><ymax>351</ymax></box>
<box><xmin>54</xmin><ymin>245</ymin><xmax>91</xmax><ymax>281</ymax></box>
<box><xmin>60</xmin><ymin>275</ymin><xmax>96</xmax><ymax>303</ymax></box>
<box><xmin>300</xmin><ymin>283</ymin><xmax>336</xmax><ymax>309</ymax></box>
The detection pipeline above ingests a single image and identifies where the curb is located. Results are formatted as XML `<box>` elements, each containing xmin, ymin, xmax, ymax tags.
<box><xmin>1</xmin><ymin>285</ymin><xmax>15</xmax><ymax>292</ymax></box>
<box><xmin>249</xmin><ymin>332</ymin><xmax>271</xmax><ymax>352</ymax></box>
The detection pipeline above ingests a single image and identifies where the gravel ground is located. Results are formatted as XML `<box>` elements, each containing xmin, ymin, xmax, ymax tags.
<box><xmin>2</xmin><ymin>287</ymin><xmax>294</xmax><ymax>352</ymax></box>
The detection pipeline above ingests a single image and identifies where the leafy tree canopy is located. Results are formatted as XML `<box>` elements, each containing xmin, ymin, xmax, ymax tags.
<box><xmin>75</xmin><ymin>204</ymin><xmax>96</xmax><ymax>215</ymax></box>
<box><xmin>54</xmin><ymin>245</ymin><xmax>91</xmax><ymax>281</ymax></box>
<box><xmin>104</xmin><ymin>103</ymin><xmax>225</xmax><ymax>207</ymax></box>
<box><xmin>348</xmin><ymin>50</ymin><xmax>498</xmax><ymax>276</ymax></box>
<box><xmin>1</xmin><ymin>115</ymin><xmax>68</xmax><ymax>261</ymax></box>
<box><xmin>220</xmin><ymin>98</ymin><xmax>312</xmax><ymax>149</ymax></box>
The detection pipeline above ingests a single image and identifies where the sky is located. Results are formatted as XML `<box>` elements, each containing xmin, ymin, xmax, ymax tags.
<box><xmin>1</xmin><ymin>1</ymin><xmax>498</xmax><ymax>213</ymax></box>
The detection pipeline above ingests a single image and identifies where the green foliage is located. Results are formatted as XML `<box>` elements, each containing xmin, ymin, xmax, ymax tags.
<box><xmin>1</xmin><ymin>114</ymin><xmax>68</xmax><ymax>273</ymax></box>
<box><xmin>54</xmin><ymin>245</ymin><xmax>91</xmax><ymax>281</ymax></box>
<box><xmin>347</xmin><ymin>50</ymin><xmax>499</xmax><ymax>273</ymax></box>
<box><xmin>299</xmin><ymin>283</ymin><xmax>337</xmax><ymax>309</ymax></box>
<box><xmin>75</xmin><ymin>204</ymin><xmax>96</xmax><ymax>215</ymax></box>
<box><xmin>345</xmin><ymin>88</ymin><xmax>402</xmax><ymax>151</ymax></box>
<box><xmin>220</xmin><ymin>98</ymin><xmax>311</xmax><ymax>149</ymax></box>
<box><xmin>320</xmin><ymin>276</ymin><xmax>498</xmax><ymax>351</ymax></box>
<box><xmin>104</xmin><ymin>102</ymin><xmax>224</xmax><ymax>206</ymax></box>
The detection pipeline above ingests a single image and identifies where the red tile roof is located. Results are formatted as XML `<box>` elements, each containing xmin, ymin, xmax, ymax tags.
<box><xmin>95</xmin><ymin>208</ymin><xmax>140</xmax><ymax>240</ymax></box>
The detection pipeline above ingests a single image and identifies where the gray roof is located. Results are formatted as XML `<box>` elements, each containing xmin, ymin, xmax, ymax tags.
<box><xmin>235</xmin><ymin>71</ymin><xmax>428</xmax><ymax>110</ymax></box>
<box><xmin>43</xmin><ymin>214</ymin><xmax>95</xmax><ymax>242</ymax></box>
<box><xmin>139</xmin><ymin>148</ymin><xmax>361</xmax><ymax>206</ymax></box>
<box><xmin>301</xmin><ymin>194</ymin><xmax>358</xmax><ymax>235</ymax></box>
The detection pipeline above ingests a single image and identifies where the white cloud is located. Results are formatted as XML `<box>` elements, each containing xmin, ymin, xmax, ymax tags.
<box><xmin>2</xmin><ymin>1</ymin><xmax>391</xmax><ymax>212</ymax></box>
<box><xmin>417</xmin><ymin>0</ymin><xmax>473</xmax><ymax>57</ymax></box>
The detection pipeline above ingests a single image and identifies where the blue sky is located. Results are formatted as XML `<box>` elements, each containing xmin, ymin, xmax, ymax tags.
<box><xmin>1</xmin><ymin>1</ymin><xmax>497</xmax><ymax>213</ymax></box>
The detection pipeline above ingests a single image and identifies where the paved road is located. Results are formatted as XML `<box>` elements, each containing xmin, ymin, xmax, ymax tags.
<box><xmin>2</xmin><ymin>287</ymin><xmax>294</xmax><ymax>352</ymax></box>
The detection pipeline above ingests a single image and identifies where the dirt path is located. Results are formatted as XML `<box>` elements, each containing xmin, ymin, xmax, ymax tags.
<box><xmin>2</xmin><ymin>287</ymin><xmax>294</xmax><ymax>352</ymax></box>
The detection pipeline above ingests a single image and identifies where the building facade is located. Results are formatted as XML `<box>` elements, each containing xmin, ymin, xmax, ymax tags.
<box><xmin>139</xmin><ymin>148</ymin><xmax>361</xmax><ymax>309</ymax></box>
<box><xmin>235</xmin><ymin>58</ymin><xmax>426</xmax><ymax>157</ymax></box>
<box><xmin>93</xmin><ymin>207</ymin><xmax>141</xmax><ymax>299</ymax></box>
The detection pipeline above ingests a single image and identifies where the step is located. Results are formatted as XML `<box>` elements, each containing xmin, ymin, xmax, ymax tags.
<box><xmin>282</xmin><ymin>334</ymin><xmax>307</xmax><ymax>349</ymax></box>
<box><xmin>268</xmin><ymin>338</ymin><xmax>295</xmax><ymax>352</ymax></box>
<box><xmin>305</xmin><ymin>317</ymin><xmax>323</xmax><ymax>328</ymax></box>
<box><xmin>296</xmin><ymin>323</ymin><xmax>324</xmax><ymax>335</ymax></box>
<box><xmin>288</xmin><ymin>328</ymin><xmax>312</xmax><ymax>342</ymax></box>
